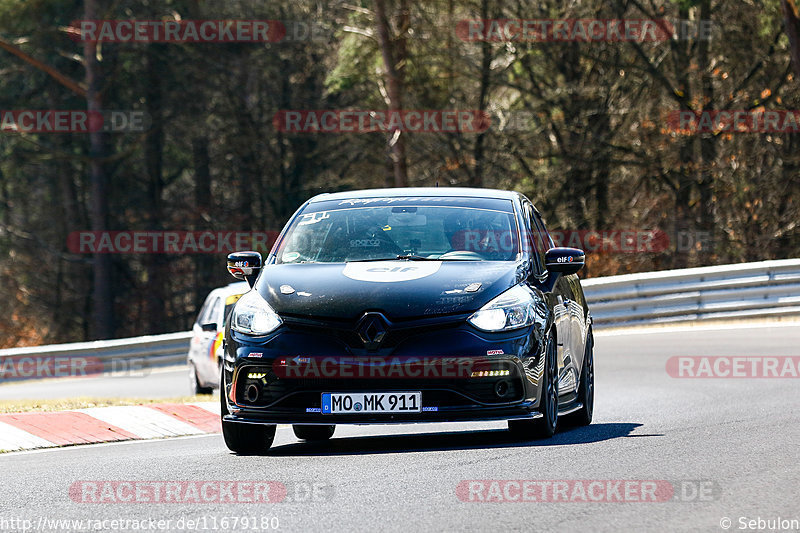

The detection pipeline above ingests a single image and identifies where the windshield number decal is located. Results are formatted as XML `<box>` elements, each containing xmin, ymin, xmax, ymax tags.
<box><xmin>298</xmin><ymin>211</ymin><xmax>331</xmax><ymax>225</ymax></box>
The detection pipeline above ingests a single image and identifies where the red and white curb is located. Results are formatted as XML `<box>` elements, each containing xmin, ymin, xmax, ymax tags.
<box><xmin>0</xmin><ymin>402</ymin><xmax>219</xmax><ymax>453</ymax></box>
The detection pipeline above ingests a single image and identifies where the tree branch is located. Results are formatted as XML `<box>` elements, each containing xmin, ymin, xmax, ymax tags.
<box><xmin>0</xmin><ymin>36</ymin><xmax>86</xmax><ymax>98</ymax></box>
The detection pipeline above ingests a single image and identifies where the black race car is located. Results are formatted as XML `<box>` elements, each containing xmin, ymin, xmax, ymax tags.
<box><xmin>220</xmin><ymin>188</ymin><xmax>593</xmax><ymax>453</ymax></box>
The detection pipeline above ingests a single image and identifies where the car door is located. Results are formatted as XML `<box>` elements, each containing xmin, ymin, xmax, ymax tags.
<box><xmin>192</xmin><ymin>294</ymin><xmax>220</xmax><ymax>359</ymax></box>
<box><xmin>535</xmin><ymin>210</ymin><xmax>588</xmax><ymax>382</ymax></box>
<box><xmin>202</xmin><ymin>295</ymin><xmax>222</xmax><ymax>350</ymax></box>
<box><xmin>190</xmin><ymin>294</ymin><xmax>211</xmax><ymax>362</ymax></box>
<box><xmin>530</xmin><ymin>208</ymin><xmax>582</xmax><ymax>396</ymax></box>
<box><xmin>522</xmin><ymin>202</ymin><xmax>573</xmax><ymax>391</ymax></box>
<box><xmin>563</xmin><ymin>273</ymin><xmax>588</xmax><ymax>375</ymax></box>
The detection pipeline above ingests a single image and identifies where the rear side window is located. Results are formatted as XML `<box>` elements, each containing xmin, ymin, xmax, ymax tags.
<box><xmin>532</xmin><ymin>212</ymin><xmax>553</xmax><ymax>265</ymax></box>
<box><xmin>205</xmin><ymin>297</ymin><xmax>222</xmax><ymax>327</ymax></box>
<box><xmin>523</xmin><ymin>202</ymin><xmax>549</xmax><ymax>274</ymax></box>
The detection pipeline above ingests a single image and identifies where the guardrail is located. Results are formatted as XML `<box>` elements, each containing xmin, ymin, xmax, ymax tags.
<box><xmin>584</xmin><ymin>258</ymin><xmax>800</xmax><ymax>326</ymax></box>
<box><xmin>0</xmin><ymin>332</ymin><xmax>193</xmax><ymax>381</ymax></box>
<box><xmin>1</xmin><ymin>259</ymin><xmax>798</xmax><ymax>382</ymax></box>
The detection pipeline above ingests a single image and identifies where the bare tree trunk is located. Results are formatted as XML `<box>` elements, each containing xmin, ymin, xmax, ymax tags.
<box><xmin>471</xmin><ymin>0</ymin><xmax>491</xmax><ymax>188</ymax></box>
<box><xmin>593</xmin><ymin>111</ymin><xmax>611</xmax><ymax>230</ymax></box>
<box><xmin>0</xmin><ymin>167</ymin><xmax>8</xmax><ymax>228</ymax></box>
<box><xmin>144</xmin><ymin>45</ymin><xmax>168</xmax><ymax>334</ymax></box>
<box><xmin>84</xmin><ymin>0</ymin><xmax>114</xmax><ymax>339</ymax></box>
<box><xmin>697</xmin><ymin>0</ymin><xmax>716</xmax><ymax>245</ymax></box>
<box><xmin>193</xmin><ymin>135</ymin><xmax>215</xmax><ymax>310</ymax></box>
<box><xmin>783</xmin><ymin>0</ymin><xmax>800</xmax><ymax>77</ymax></box>
<box><xmin>374</xmin><ymin>0</ymin><xmax>409</xmax><ymax>187</ymax></box>
<box><xmin>673</xmin><ymin>4</ymin><xmax>694</xmax><ymax>269</ymax></box>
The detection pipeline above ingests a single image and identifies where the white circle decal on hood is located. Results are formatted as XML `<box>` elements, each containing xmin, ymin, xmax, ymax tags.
<box><xmin>342</xmin><ymin>261</ymin><xmax>442</xmax><ymax>282</ymax></box>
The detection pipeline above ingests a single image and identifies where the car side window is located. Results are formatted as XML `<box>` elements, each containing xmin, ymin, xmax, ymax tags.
<box><xmin>532</xmin><ymin>212</ymin><xmax>554</xmax><ymax>257</ymax></box>
<box><xmin>522</xmin><ymin>202</ymin><xmax>544</xmax><ymax>274</ymax></box>
<box><xmin>196</xmin><ymin>296</ymin><xmax>213</xmax><ymax>326</ymax></box>
<box><xmin>205</xmin><ymin>297</ymin><xmax>222</xmax><ymax>327</ymax></box>
<box><xmin>524</xmin><ymin>203</ymin><xmax>551</xmax><ymax>275</ymax></box>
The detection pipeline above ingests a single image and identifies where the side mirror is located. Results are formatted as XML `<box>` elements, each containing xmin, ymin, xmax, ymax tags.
<box><xmin>227</xmin><ymin>251</ymin><xmax>262</xmax><ymax>287</ymax></box>
<box><xmin>545</xmin><ymin>247</ymin><xmax>585</xmax><ymax>275</ymax></box>
<box><xmin>200</xmin><ymin>322</ymin><xmax>218</xmax><ymax>332</ymax></box>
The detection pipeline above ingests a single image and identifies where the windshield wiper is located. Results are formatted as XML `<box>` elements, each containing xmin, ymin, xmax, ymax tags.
<box><xmin>396</xmin><ymin>254</ymin><xmax>439</xmax><ymax>261</ymax></box>
<box><xmin>347</xmin><ymin>254</ymin><xmax>438</xmax><ymax>262</ymax></box>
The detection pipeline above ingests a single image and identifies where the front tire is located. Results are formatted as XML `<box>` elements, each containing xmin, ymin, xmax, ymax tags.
<box><xmin>220</xmin><ymin>368</ymin><xmax>276</xmax><ymax>454</ymax></box>
<box><xmin>509</xmin><ymin>334</ymin><xmax>558</xmax><ymax>439</ymax></box>
<box><xmin>293</xmin><ymin>425</ymin><xmax>335</xmax><ymax>441</ymax></box>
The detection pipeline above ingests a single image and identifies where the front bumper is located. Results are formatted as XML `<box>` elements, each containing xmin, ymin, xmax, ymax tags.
<box><xmin>223</xmin><ymin>317</ymin><xmax>547</xmax><ymax>425</ymax></box>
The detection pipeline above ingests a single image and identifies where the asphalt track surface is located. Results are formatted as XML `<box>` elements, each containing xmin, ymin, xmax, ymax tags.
<box><xmin>1</xmin><ymin>322</ymin><xmax>799</xmax><ymax>532</ymax></box>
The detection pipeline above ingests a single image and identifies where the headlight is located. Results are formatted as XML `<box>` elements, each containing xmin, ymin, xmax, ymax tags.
<box><xmin>230</xmin><ymin>290</ymin><xmax>282</xmax><ymax>336</ymax></box>
<box><xmin>467</xmin><ymin>284</ymin><xmax>537</xmax><ymax>332</ymax></box>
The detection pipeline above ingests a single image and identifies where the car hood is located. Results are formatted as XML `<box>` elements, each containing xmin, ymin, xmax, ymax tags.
<box><xmin>256</xmin><ymin>260</ymin><xmax>527</xmax><ymax>321</ymax></box>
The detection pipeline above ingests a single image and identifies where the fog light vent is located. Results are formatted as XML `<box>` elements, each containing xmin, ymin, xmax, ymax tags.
<box><xmin>470</xmin><ymin>369</ymin><xmax>510</xmax><ymax>378</ymax></box>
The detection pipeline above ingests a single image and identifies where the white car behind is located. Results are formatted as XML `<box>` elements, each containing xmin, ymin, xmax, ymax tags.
<box><xmin>187</xmin><ymin>281</ymin><xmax>248</xmax><ymax>394</ymax></box>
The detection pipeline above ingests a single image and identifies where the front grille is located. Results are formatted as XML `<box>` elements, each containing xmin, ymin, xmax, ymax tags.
<box><xmin>280</xmin><ymin>314</ymin><xmax>464</xmax><ymax>353</ymax></box>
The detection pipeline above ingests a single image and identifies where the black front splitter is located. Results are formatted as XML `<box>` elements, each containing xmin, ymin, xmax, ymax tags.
<box><xmin>223</xmin><ymin>407</ymin><xmax>542</xmax><ymax>426</ymax></box>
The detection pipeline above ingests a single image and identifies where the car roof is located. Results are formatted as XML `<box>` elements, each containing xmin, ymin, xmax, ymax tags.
<box><xmin>307</xmin><ymin>187</ymin><xmax>522</xmax><ymax>203</ymax></box>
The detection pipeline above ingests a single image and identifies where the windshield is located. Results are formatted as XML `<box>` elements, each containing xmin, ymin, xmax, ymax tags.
<box><xmin>274</xmin><ymin>202</ymin><xmax>519</xmax><ymax>263</ymax></box>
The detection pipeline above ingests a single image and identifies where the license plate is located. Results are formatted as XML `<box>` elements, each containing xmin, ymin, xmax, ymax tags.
<box><xmin>321</xmin><ymin>392</ymin><xmax>421</xmax><ymax>414</ymax></box>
